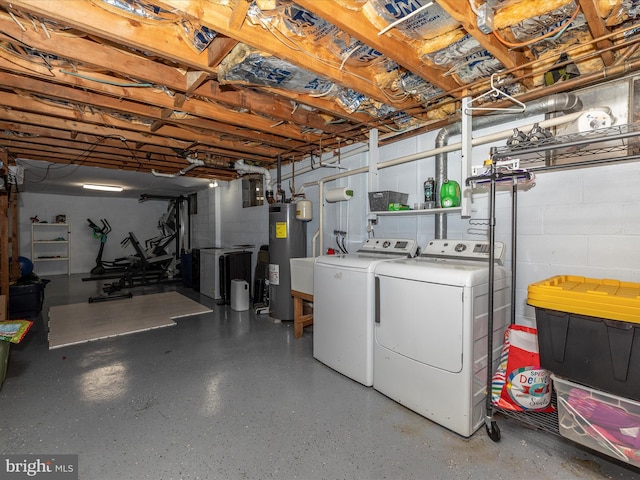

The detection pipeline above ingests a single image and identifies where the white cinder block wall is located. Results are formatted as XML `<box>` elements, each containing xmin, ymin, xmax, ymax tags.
<box><xmin>515</xmin><ymin>162</ymin><xmax>640</xmax><ymax>325</ymax></box>
<box><xmin>190</xmin><ymin>187</ymin><xmax>216</xmax><ymax>249</ymax></box>
<box><xmin>216</xmin><ymin>178</ymin><xmax>270</xmax><ymax>269</ymax></box>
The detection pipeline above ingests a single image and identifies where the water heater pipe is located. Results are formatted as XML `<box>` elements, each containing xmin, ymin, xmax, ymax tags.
<box><xmin>311</xmin><ymin>229</ymin><xmax>320</xmax><ymax>257</ymax></box>
<box><xmin>234</xmin><ymin>159</ymin><xmax>272</xmax><ymax>186</ymax></box>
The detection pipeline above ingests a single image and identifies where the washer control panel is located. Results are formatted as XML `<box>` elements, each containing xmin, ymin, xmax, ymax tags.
<box><xmin>358</xmin><ymin>238</ymin><xmax>418</xmax><ymax>257</ymax></box>
<box><xmin>421</xmin><ymin>240</ymin><xmax>506</xmax><ymax>264</ymax></box>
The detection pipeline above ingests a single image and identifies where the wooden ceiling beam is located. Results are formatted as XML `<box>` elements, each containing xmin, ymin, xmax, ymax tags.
<box><xmin>435</xmin><ymin>0</ymin><xmax>522</xmax><ymax>70</ymax></box>
<box><xmin>10</xmin><ymin>150</ymin><xmax>237</xmax><ymax>180</ymax></box>
<box><xmin>192</xmin><ymin>81</ymin><xmax>375</xmax><ymax>134</ymax></box>
<box><xmin>0</xmin><ymin>135</ymin><xmax>195</xmax><ymax>164</ymax></box>
<box><xmin>0</xmin><ymin>14</ymin><xmax>356</xmax><ymax>137</ymax></box>
<box><xmin>153</xmin><ymin>0</ymin><xmax>418</xmax><ymax>111</ymax></box>
<box><xmin>0</xmin><ymin>91</ymin><xmax>281</xmax><ymax>157</ymax></box>
<box><xmin>0</xmin><ymin>121</ymin><xmax>176</xmax><ymax>157</ymax></box>
<box><xmin>295</xmin><ymin>0</ymin><xmax>460</xmax><ymax>93</ymax></box>
<box><xmin>0</xmin><ymin>120</ymin><xmax>270</xmax><ymax>168</ymax></box>
<box><xmin>0</xmin><ymin>106</ymin><xmax>276</xmax><ymax>164</ymax></box>
<box><xmin>4</xmin><ymin>142</ymin><xmax>150</xmax><ymax>167</ymax></box>
<box><xmin>0</xmin><ymin>12</ymin><xmax>188</xmax><ymax>89</ymax></box>
<box><xmin>228</xmin><ymin>0</ymin><xmax>250</xmax><ymax>31</ymax></box>
<box><xmin>207</xmin><ymin>36</ymin><xmax>239</xmax><ymax>68</ymax></box>
<box><xmin>0</xmin><ymin>66</ymin><xmax>315</xmax><ymax>149</ymax></box>
<box><xmin>577</xmin><ymin>0</ymin><xmax>616</xmax><ymax>66</ymax></box>
<box><xmin>9</xmin><ymin>149</ymin><xmax>154</xmax><ymax>172</ymax></box>
<box><xmin>3</xmin><ymin>140</ymin><xmax>237</xmax><ymax>175</ymax></box>
<box><xmin>1</xmin><ymin>0</ymin><xmax>215</xmax><ymax>73</ymax></box>
<box><xmin>186</xmin><ymin>71</ymin><xmax>212</xmax><ymax>95</ymax></box>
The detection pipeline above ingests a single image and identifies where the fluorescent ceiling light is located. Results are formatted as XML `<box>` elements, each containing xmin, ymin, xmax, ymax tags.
<box><xmin>83</xmin><ymin>184</ymin><xmax>123</xmax><ymax>192</ymax></box>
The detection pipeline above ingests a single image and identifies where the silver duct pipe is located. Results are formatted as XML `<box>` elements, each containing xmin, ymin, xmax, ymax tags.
<box><xmin>433</xmin><ymin>93</ymin><xmax>583</xmax><ymax>238</ymax></box>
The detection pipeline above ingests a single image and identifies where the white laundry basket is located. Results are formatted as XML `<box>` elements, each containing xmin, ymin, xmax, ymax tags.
<box><xmin>230</xmin><ymin>279</ymin><xmax>250</xmax><ymax>311</ymax></box>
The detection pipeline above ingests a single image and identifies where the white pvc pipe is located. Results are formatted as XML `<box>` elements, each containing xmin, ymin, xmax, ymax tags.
<box><xmin>380</xmin><ymin>112</ymin><xmax>584</xmax><ymax>170</ymax></box>
<box><xmin>313</xmin><ymin>112</ymin><xmax>584</xmax><ymax>184</ymax></box>
<box><xmin>283</xmin><ymin>144</ymin><xmax>369</xmax><ymax>186</ymax></box>
<box><xmin>311</xmin><ymin>111</ymin><xmax>584</xmax><ymax>251</ymax></box>
<box><xmin>235</xmin><ymin>159</ymin><xmax>272</xmax><ymax>186</ymax></box>
<box><xmin>311</xmin><ymin>229</ymin><xmax>320</xmax><ymax>257</ymax></box>
<box><xmin>151</xmin><ymin>156</ymin><xmax>205</xmax><ymax>178</ymax></box>
<box><xmin>318</xmin><ymin>179</ymin><xmax>325</xmax><ymax>254</ymax></box>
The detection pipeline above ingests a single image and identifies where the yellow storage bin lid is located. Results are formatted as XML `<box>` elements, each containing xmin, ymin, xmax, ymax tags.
<box><xmin>527</xmin><ymin>275</ymin><xmax>640</xmax><ymax>324</ymax></box>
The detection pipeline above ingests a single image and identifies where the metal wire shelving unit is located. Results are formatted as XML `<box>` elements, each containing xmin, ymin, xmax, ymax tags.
<box><xmin>491</xmin><ymin>123</ymin><xmax>640</xmax><ymax>168</ymax></box>
<box><xmin>466</xmin><ymin>123</ymin><xmax>640</xmax><ymax>442</ymax></box>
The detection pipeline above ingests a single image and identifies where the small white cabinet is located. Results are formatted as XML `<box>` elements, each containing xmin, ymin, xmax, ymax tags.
<box><xmin>31</xmin><ymin>223</ymin><xmax>71</xmax><ymax>275</ymax></box>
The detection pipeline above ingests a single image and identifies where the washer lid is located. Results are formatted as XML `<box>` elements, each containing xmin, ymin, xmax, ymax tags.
<box><xmin>315</xmin><ymin>252</ymin><xmax>408</xmax><ymax>269</ymax></box>
<box><xmin>374</xmin><ymin>257</ymin><xmax>509</xmax><ymax>286</ymax></box>
<box><xmin>315</xmin><ymin>238</ymin><xmax>417</xmax><ymax>269</ymax></box>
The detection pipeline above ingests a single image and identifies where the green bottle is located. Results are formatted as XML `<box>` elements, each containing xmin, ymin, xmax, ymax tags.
<box><xmin>440</xmin><ymin>179</ymin><xmax>461</xmax><ymax>208</ymax></box>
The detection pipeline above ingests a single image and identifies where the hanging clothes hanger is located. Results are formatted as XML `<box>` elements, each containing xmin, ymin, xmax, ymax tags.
<box><xmin>465</xmin><ymin>73</ymin><xmax>526</xmax><ymax>114</ymax></box>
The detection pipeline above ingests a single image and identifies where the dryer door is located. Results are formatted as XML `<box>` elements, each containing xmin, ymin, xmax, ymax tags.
<box><xmin>375</xmin><ymin>275</ymin><xmax>464</xmax><ymax>373</ymax></box>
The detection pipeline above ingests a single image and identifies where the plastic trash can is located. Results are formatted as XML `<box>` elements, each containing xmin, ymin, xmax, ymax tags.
<box><xmin>231</xmin><ymin>279</ymin><xmax>250</xmax><ymax>311</ymax></box>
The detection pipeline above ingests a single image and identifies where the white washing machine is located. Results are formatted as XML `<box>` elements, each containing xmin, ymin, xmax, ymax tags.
<box><xmin>373</xmin><ymin>239</ymin><xmax>511</xmax><ymax>437</ymax></box>
<box><xmin>313</xmin><ymin>238</ymin><xmax>418</xmax><ymax>386</ymax></box>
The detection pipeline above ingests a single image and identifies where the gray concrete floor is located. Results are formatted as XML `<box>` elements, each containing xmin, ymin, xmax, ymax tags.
<box><xmin>1</xmin><ymin>274</ymin><xmax>639</xmax><ymax>480</ymax></box>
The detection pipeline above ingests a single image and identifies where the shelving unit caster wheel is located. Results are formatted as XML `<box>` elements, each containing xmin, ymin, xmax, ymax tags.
<box><xmin>486</xmin><ymin>421</ymin><xmax>501</xmax><ymax>442</ymax></box>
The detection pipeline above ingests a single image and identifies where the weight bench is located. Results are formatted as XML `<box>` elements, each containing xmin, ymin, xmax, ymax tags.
<box><xmin>123</xmin><ymin>232</ymin><xmax>174</xmax><ymax>286</ymax></box>
<box><xmin>101</xmin><ymin>232</ymin><xmax>174</xmax><ymax>294</ymax></box>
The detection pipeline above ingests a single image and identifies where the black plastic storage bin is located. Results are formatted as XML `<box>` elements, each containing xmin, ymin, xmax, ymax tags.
<box><xmin>535</xmin><ymin>308</ymin><xmax>640</xmax><ymax>401</ymax></box>
<box><xmin>528</xmin><ymin>275</ymin><xmax>640</xmax><ymax>402</ymax></box>
<box><xmin>9</xmin><ymin>279</ymin><xmax>49</xmax><ymax>319</ymax></box>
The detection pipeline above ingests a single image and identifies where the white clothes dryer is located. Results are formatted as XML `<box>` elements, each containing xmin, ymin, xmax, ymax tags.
<box><xmin>373</xmin><ymin>239</ymin><xmax>511</xmax><ymax>437</ymax></box>
<box><xmin>313</xmin><ymin>238</ymin><xmax>418</xmax><ymax>386</ymax></box>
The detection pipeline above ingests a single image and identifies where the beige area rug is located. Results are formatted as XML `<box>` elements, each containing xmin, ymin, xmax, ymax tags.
<box><xmin>48</xmin><ymin>292</ymin><xmax>211</xmax><ymax>349</ymax></box>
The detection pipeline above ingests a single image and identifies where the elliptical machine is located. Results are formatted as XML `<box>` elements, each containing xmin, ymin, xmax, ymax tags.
<box><xmin>87</xmin><ymin>218</ymin><xmax>130</xmax><ymax>275</ymax></box>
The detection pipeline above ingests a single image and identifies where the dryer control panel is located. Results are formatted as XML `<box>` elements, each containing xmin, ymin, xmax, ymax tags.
<box><xmin>421</xmin><ymin>240</ymin><xmax>505</xmax><ymax>264</ymax></box>
<box><xmin>358</xmin><ymin>238</ymin><xmax>418</xmax><ymax>257</ymax></box>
